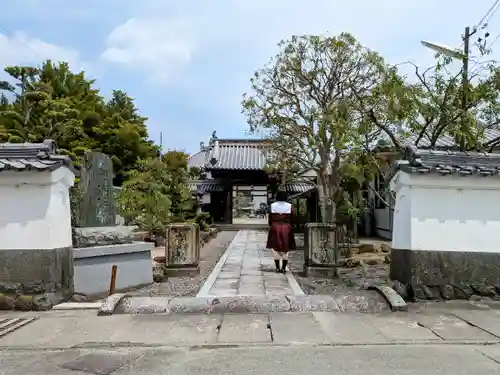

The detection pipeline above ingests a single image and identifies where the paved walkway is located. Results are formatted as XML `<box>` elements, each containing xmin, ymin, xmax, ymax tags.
<box><xmin>197</xmin><ymin>230</ymin><xmax>304</xmax><ymax>297</ymax></box>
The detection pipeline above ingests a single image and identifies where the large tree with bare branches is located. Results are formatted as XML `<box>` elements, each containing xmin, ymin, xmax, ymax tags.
<box><xmin>364</xmin><ymin>55</ymin><xmax>500</xmax><ymax>153</ymax></box>
<box><xmin>242</xmin><ymin>33</ymin><xmax>406</xmax><ymax>222</ymax></box>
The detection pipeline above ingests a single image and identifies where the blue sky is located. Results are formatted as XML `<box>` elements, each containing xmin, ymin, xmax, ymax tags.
<box><xmin>1</xmin><ymin>0</ymin><xmax>500</xmax><ymax>154</ymax></box>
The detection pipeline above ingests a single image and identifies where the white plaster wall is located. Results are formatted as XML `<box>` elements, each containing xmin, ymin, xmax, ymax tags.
<box><xmin>0</xmin><ymin>168</ymin><xmax>75</xmax><ymax>250</ymax></box>
<box><xmin>391</xmin><ymin>172</ymin><xmax>500</xmax><ymax>253</ymax></box>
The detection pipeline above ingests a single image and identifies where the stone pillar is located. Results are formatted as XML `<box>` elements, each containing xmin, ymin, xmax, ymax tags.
<box><xmin>303</xmin><ymin>222</ymin><xmax>338</xmax><ymax>277</ymax></box>
<box><xmin>0</xmin><ymin>166</ymin><xmax>76</xmax><ymax>310</ymax></box>
<box><xmin>165</xmin><ymin>223</ymin><xmax>200</xmax><ymax>276</ymax></box>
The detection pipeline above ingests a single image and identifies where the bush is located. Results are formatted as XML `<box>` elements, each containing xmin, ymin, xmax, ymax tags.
<box><xmin>117</xmin><ymin>158</ymin><xmax>174</xmax><ymax>236</ymax></box>
<box><xmin>193</xmin><ymin>212</ymin><xmax>212</xmax><ymax>232</ymax></box>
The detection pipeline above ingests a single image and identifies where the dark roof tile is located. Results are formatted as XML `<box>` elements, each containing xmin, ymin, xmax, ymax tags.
<box><xmin>396</xmin><ymin>145</ymin><xmax>500</xmax><ymax>177</ymax></box>
<box><xmin>187</xmin><ymin>180</ymin><xmax>315</xmax><ymax>194</ymax></box>
<box><xmin>0</xmin><ymin>139</ymin><xmax>75</xmax><ymax>173</ymax></box>
<box><xmin>188</xmin><ymin>139</ymin><xmax>267</xmax><ymax>170</ymax></box>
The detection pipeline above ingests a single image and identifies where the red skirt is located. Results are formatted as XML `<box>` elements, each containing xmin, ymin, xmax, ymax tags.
<box><xmin>266</xmin><ymin>223</ymin><xmax>296</xmax><ymax>252</ymax></box>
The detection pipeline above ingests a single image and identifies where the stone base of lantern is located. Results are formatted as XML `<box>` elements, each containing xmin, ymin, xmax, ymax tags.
<box><xmin>164</xmin><ymin>265</ymin><xmax>200</xmax><ymax>277</ymax></box>
<box><xmin>303</xmin><ymin>265</ymin><xmax>338</xmax><ymax>278</ymax></box>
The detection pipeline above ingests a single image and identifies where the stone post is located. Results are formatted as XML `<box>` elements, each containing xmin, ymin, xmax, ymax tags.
<box><xmin>303</xmin><ymin>222</ymin><xmax>338</xmax><ymax>277</ymax></box>
<box><xmin>165</xmin><ymin>223</ymin><xmax>200</xmax><ymax>276</ymax></box>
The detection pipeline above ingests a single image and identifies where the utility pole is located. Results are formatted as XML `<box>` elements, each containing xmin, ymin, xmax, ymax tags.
<box><xmin>460</xmin><ymin>26</ymin><xmax>478</xmax><ymax>150</ymax></box>
<box><xmin>460</xmin><ymin>26</ymin><xmax>471</xmax><ymax>150</ymax></box>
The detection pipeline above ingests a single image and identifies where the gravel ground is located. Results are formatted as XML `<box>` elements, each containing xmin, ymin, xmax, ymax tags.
<box><xmin>126</xmin><ymin>231</ymin><xmax>237</xmax><ymax>297</ymax></box>
<box><xmin>289</xmin><ymin>234</ymin><xmax>391</xmax><ymax>295</ymax></box>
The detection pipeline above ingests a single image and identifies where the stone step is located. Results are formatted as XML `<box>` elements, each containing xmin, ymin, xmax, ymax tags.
<box><xmin>99</xmin><ymin>291</ymin><xmax>395</xmax><ymax>315</ymax></box>
<box><xmin>213</xmin><ymin>224</ymin><xmax>269</xmax><ymax>231</ymax></box>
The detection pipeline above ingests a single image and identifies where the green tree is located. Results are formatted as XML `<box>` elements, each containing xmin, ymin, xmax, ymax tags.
<box><xmin>117</xmin><ymin>153</ymin><xmax>196</xmax><ymax>234</ymax></box>
<box><xmin>98</xmin><ymin>90</ymin><xmax>159</xmax><ymax>185</ymax></box>
<box><xmin>162</xmin><ymin>150</ymin><xmax>196</xmax><ymax>221</ymax></box>
<box><xmin>242</xmin><ymin>33</ymin><xmax>398</xmax><ymax>222</ymax></box>
<box><xmin>0</xmin><ymin>60</ymin><xmax>160</xmax><ymax>185</ymax></box>
<box><xmin>361</xmin><ymin>56</ymin><xmax>500</xmax><ymax>153</ymax></box>
<box><xmin>117</xmin><ymin>158</ymin><xmax>173</xmax><ymax>235</ymax></box>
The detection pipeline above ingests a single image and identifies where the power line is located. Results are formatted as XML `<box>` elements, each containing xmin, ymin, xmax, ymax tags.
<box><xmin>0</xmin><ymin>22</ymin><xmax>42</xmax><ymax>59</ymax></box>
<box><xmin>486</xmin><ymin>31</ymin><xmax>500</xmax><ymax>50</ymax></box>
<box><xmin>476</xmin><ymin>0</ymin><xmax>500</xmax><ymax>29</ymax></box>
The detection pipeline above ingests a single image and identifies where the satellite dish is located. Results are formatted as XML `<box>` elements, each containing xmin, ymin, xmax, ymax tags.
<box><xmin>421</xmin><ymin>40</ymin><xmax>466</xmax><ymax>60</ymax></box>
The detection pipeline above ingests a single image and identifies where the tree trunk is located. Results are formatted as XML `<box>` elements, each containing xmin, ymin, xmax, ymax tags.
<box><xmin>317</xmin><ymin>178</ymin><xmax>336</xmax><ymax>224</ymax></box>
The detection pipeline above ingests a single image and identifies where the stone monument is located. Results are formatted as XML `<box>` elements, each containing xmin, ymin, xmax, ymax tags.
<box><xmin>71</xmin><ymin>151</ymin><xmax>153</xmax><ymax>296</ymax></box>
<box><xmin>78</xmin><ymin>151</ymin><xmax>116</xmax><ymax>227</ymax></box>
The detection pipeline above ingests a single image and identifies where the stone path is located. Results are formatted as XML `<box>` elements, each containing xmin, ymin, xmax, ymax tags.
<box><xmin>197</xmin><ymin>230</ymin><xmax>304</xmax><ymax>297</ymax></box>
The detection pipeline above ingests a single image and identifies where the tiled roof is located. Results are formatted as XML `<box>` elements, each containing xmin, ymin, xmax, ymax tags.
<box><xmin>284</xmin><ymin>182</ymin><xmax>315</xmax><ymax>194</ymax></box>
<box><xmin>187</xmin><ymin>149</ymin><xmax>208</xmax><ymax>169</ymax></box>
<box><xmin>0</xmin><ymin>140</ymin><xmax>75</xmax><ymax>173</ymax></box>
<box><xmin>376</xmin><ymin>127</ymin><xmax>500</xmax><ymax>150</ymax></box>
<box><xmin>187</xmin><ymin>180</ymin><xmax>225</xmax><ymax>193</ymax></box>
<box><xmin>188</xmin><ymin>139</ymin><xmax>268</xmax><ymax>170</ymax></box>
<box><xmin>187</xmin><ymin>180</ymin><xmax>315</xmax><ymax>194</ymax></box>
<box><xmin>396</xmin><ymin>145</ymin><xmax>500</xmax><ymax>177</ymax></box>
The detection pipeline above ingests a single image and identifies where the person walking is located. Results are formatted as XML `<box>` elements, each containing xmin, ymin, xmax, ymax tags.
<box><xmin>266</xmin><ymin>190</ymin><xmax>296</xmax><ymax>273</ymax></box>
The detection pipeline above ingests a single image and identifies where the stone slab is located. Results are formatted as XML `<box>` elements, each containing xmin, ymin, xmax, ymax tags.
<box><xmin>333</xmin><ymin>290</ymin><xmax>391</xmax><ymax>313</ymax></box>
<box><xmin>452</xmin><ymin>310</ymin><xmax>500</xmax><ymax>338</ymax></box>
<box><xmin>313</xmin><ymin>312</ymin><xmax>389</xmax><ymax>344</ymax></box>
<box><xmin>197</xmin><ymin>229</ymin><xmax>305</xmax><ymax>298</ymax></box>
<box><xmin>475</xmin><ymin>346</ymin><xmax>500</xmax><ymax>363</ymax></box>
<box><xmin>72</xmin><ymin>226</ymin><xmax>135</xmax><ymax>248</ymax></box>
<box><xmin>98</xmin><ymin>293</ymin><xmax>127</xmax><ymax>316</ymax></box>
<box><xmin>217</xmin><ymin>314</ymin><xmax>271</xmax><ymax>343</ymax></box>
<box><xmin>415</xmin><ymin>313</ymin><xmax>498</xmax><ymax>341</ymax></box>
<box><xmin>164</xmin><ymin>266</ymin><xmax>200</xmax><ymax>277</ymax></box>
<box><xmin>53</xmin><ymin>302</ymin><xmax>102</xmax><ymax>310</ymax></box>
<box><xmin>238</xmin><ymin>287</ymin><xmax>266</xmax><ymax>296</ymax></box>
<box><xmin>112</xmin><ymin>314</ymin><xmax>221</xmax><ymax>345</ymax></box>
<box><xmin>287</xmin><ymin>295</ymin><xmax>340</xmax><ymax>312</ymax></box>
<box><xmin>366</xmin><ymin>314</ymin><xmax>441</xmax><ymax>341</ymax></box>
<box><xmin>0</xmin><ymin>313</ymin><xmax>133</xmax><ymax>348</ymax></box>
<box><xmin>114</xmin><ymin>296</ymin><xmax>171</xmax><ymax>314</ymax></box>
<box><xmin>73</xmin><ymin>242</ymin><xmax>153</xmax><ymax>259</ymax></box>
<box><xmin>270</xmin><ymin>312</ymin><xmax>331</xmax><ymax>344</ymax></box>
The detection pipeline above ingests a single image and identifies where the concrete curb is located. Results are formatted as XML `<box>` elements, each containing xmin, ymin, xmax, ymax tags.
<box><xmin>52</xmin><ymin>302</ymin><xmax>102</xmax><ymax>310</ymax></box>
<box><xmin>367</xmin><ymin>285</ymin><xmax>408</xmax><ymax>312</ymax></box>
<box><xmin>97</xmin><ymin>293</ymin><xmax>127</xmax><ymax>316</ymax></box>
<box><xmin>105</xmin><ymin>290</ymin><xmax>391</xmax><ymax>315</ymax></box>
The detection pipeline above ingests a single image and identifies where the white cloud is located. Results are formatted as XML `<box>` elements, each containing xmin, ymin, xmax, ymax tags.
<box><xmin>101</xmin><ymin>17</ymin><xmax>194</xmax><ymax>83</ymax></box>
<box><xmin>0</xmin><ymin>31</ymin><xmax>81</xmax><ymax>69</ymax></box>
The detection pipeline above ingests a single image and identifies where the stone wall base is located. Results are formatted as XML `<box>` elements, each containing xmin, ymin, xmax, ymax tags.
<box><xmin>303</xmin><ymin>266</ymin><xmax>338</xmax><ymax>278</ymax></box>
<box><xmin>0</xmin><ymin>247</ymin><xmax>73</xmax><ymax>310</ymax></box>
<box><xmin>391</xmin><ymin>248</ymin><xmax>500</xmax><ymax>301</ymax></box>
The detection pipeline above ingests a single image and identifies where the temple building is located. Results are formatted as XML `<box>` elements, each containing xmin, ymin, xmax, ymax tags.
<box><xmin>187</xmin><ymin>132</ymin><xmax>318</xmax><ymax>228</ymax></box>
